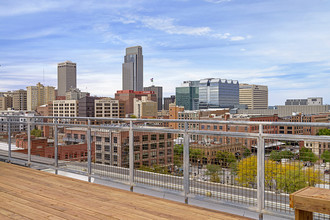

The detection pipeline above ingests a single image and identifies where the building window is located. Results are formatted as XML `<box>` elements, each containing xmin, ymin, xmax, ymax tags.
<box><xmin>104</xmin><ymin>145</ymin><xmax>110</xmax><ymax>152</ymax></box>
<box><xmin>213</xmin><ymin>125</ymin><xmax>217</xmax><ymax>130</ymax></box>
<box><xmin>96</xmin><ymin>145</ymin><xmax>102</xmax><ymax>150</ymax></box>
<box><xmin>96</xmin><ymin>136</ymin><xmax>102</xmax><ymax>142</ymax></box>
<box><xmin>113</xmin><ymin>137</ymin><xmax>117</xmax><ymax>143</ymax></box>
<box><xmin>151</xmin><ymin>134</ymin><xmax>157</xmax><ymax>141</ymax></box>
<box><xmin>142</xmin><ymin>135</ymin><xmax>148</xmax><ymax>141</ymax></box>
<box><xmin>113</xmin><ymin>146</ymin><xmax>118</xmax><ymax>153</ymax></box>
<box><xmin>142</xmin><ymin>153</ymin><xmax>149</xmax><ymax>159</ymax></box>
<box><xmin>151</xmin><ymin>143</ymin><xmax>157</xmax><ymax>149</ymax></box>
<box><xmin>142</xmin><ymin>144</ymin><xmax>149</xmax><ymax>150</ymax></box>
<box><xmin>96</xmin><ymin>153</ymin><xmax>102</xmax><ymax>159</ymax></box>
<box><xmin>105</xmin><ymin>154</ymin><xmax>110</xmax><ymax>160</ymax></box>
<box><xmin>159</xmin><ymin>134</ymin><xmax>164</xmax><ymax>140</ymax></box>
<box><xmin>105</xmin><ymin>137</ymin><xmax>110</xmax><ymax>142</ymax></box>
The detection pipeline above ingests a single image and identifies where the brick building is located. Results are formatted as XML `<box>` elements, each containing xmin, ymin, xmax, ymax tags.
<box><xmin>64</xmin><ymin>127</ymin><xmax>174</xmax><ymax>168</ymax></box>
<box><xmin>15</xmin><ymin>133</ymin><xmax>94</xmax><ymax>161</ymax></box>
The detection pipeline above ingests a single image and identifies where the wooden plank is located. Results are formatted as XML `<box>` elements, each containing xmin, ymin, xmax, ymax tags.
<box><xmin>0</xmin><ymin>162</ymin><xmax>250</xmax><ymax>220</ymax></box>
<box><xmin>290</xmin><ymin>187</ymin><xmax>330</xmax><ymax>215</ymax></box>
<box><xmin>295</xmin><ymin>209</ymin><xmax>313</xmax><ymax>220</ymax></box>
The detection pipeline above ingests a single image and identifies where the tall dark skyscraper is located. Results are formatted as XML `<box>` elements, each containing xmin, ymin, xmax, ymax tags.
<box><xmin>122</xmin><ymin>46</ymin><xmax>143</xmax><ymax>91</ymax></box>
<box><xmin>57</xmin><ymin>61</ymin><xmax>77</xmax><ymax>96</ymax></box>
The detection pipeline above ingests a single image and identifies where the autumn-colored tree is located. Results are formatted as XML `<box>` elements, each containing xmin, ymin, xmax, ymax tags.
<box><xmin>236</xmin><ymin>156</ymin><xmax>323</xmax><ymax>193</ymax></box>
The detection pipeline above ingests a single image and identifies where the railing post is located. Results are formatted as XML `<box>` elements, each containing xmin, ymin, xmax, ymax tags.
<box><xmin>27</xmin><ymin>116</ymin><xmax>31</xmax><ymax>167</ymax></box>
<box><xmin>109</xmin><ymin>131</ymin><xmax>112</xmax><ymax>165</ymax></box>
<box><xmin>257</xmin><ymin>124</ymin><xmax>265</xmax><ymax>220</ymax></box>
<box><xmin>7</xmin><ymin>117</ymin><xmax>11</xmax><ymax>163</ymax></box>
<box><xmin>129</xmin><ymin>120</ymin><xmax>134</xmax><ymax>192</ymax></box>
<box><xmin>87</xmin><ymin>118</ymin><xmax>92</xmax><ymax>182</ymax></box>
<box><xmin>54</xmin><ymin>118</ymin><xmax>58</xmax><ymax>175</ymax></box>
<box><xmin>183</xmin><ymin>121</ymin><xmax>190</xmax><ymax>204</ymax></box>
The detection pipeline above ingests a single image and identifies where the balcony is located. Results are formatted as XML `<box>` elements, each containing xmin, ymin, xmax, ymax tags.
<box><xmin>0</xmin><ymin>115</ymin><xmax>329</xmax><ymax>219</ymax></box>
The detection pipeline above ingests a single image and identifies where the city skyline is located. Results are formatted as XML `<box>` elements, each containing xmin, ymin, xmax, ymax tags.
<box><xmin>0</xmin><ymin>0</ymin><xmax>330</xmax><ymax>105</ymax></box>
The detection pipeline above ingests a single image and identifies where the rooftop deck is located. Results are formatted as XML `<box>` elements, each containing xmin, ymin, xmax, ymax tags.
<box><xmin>0</xmin><ymin>162</ymin><xmax>250</xmax><ymax>220</ymax></box>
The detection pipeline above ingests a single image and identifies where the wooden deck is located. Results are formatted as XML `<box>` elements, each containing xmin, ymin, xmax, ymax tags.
<box><xmin>0</xmin><ymin>162</ymin><xmax>251</xmax><ymax>220</ymax></box>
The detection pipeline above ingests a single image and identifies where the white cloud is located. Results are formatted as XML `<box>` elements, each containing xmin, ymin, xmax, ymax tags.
<box><xmin>204</xmin><ymin>0</ymin><xmax>232</xmax><ymax>3</ymax></box>
<box><xmin>141</xmin><ymin>17</ymin><xmax>211</xmax><ymax>36</ymax></box>
<box><xmin>230</xmin><ymin>36</ymin><xmax>245</xmax><ymax>41</ymax></box>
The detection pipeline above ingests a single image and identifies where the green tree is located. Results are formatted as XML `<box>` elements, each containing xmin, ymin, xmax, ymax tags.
<box><xmin>205</xmin><ymin>164</ymin><xmax>221</xmax><ymax>183</ymax></box>
<box><xmin>31</xmin><ymin>128</ymin><xmax>42</xmax><ymax>137</ymax></box>
<box><xmin>316</xmin><ymin>128</ymin><xmax>330</xmax><ymax>136</ymax></box>
<box><xmin>216</xmin><ymin>151</ymin><xmax>237</xmax><ymax>167</ymax></box>
<box><xmin>130</xmin><ymin>115</ymin><xmax>137</xmax><ymax>118</ymax></box>
<box><xmin>242</xmin><ymin>147</ymin><xmax>252</xmax><ymax>158</ymax></box>
<box><xmin>173</xmin><ymin>144</ymin><xmax>183</xmax><ymax>166</ymax></box>
<box><xmin>321</xmin><ymin>150</ymin><xmax>330</xmax><ymax>163</ymax></box>
<box><xmin>269</xmin><ymin>150</ymin><xmax>294</xmax><ymax>162</ymax></box>
<box><xmin>190</xmin><ymin>148</ymin><xmax>203</xmax><ymax>163</ymax></box>
<box><xmin>299</xmin><ymin>147</ymin><xmax>318</xmax><ymax>163</ymax></box>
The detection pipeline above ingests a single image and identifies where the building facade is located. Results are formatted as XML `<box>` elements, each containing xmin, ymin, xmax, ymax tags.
<box><xmin>95</xmin><ymin>98</ymin><xmax>125</xmax><ymax>118</ymax></box>
<box><xmin>164</xmin><ymin>95</ymin><xmax>175</xmax><ymax>111</ymax></box>
<box><xmin>115</xmin><ymin>90</ymin><xmax>157</xmax><ymax>115</ymax></box>
<box><xmin>133</xmin><ymin>96</ymin><xmax>157</xmax><ymax>118</ymax></box>
<box><xmin>78</xmin><ymin>96</ymin><xmax>99</xmax><ymax>117</ymax></box>
<box><xmin>27</xmin><ymin>82</ymin><xmax>55</xmax><ymax>111</ymax></box>
<box><xmin>57</xmin><ymin>61</ymin><xmax>77</xmax><ymax>96</ymax></box>
<box><xmin>176</xmin><ymin>81</ymin><xmax>199</xmax><ymax>110</ymax></box>
<box><xmin>239</xmin><ymin>84</ymin><xmax>268</xmax><ymax>109</ymax></box>
<box><xmin>66</xmin><ymin>88</ymin><xmax>89</xmax><ymax>100</ymax></box>
<box><xmin>52</xmin><ymin>100</ymin><xmax>79</xmax><ymax>117</ymax></box>
<box><xmin>12</xmin><ymin>89</ymin><xmax>27</xmax><ymax>111</ymax></box>
<box><xmin>64</xmin><ymin>128</ymin><xmax>174</xmax><ymax>168</ymax></box>
<box><xmin>122</xmin><ymin>46</ymin><xmax>143</xmax><ymax>91</ymax></box>
<box><xmin>144</xmin><ymin>85</ymin><xmax>163</xmax><ymax>111</ymax></box>
<box><xmin>199</xmin><ymin>78</ymin><xmax>239</xmax><ymax>109</ymax></box>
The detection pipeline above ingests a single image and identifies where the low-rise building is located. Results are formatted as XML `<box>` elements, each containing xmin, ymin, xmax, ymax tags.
<box><xmin>64</xmin><ymin>127</ymin><xmax>174</xmax><ymax>168</ymax></box>
<box><xmin>133</xmin><ymin>96</ymin><xmax>157</xmax><ymax>118</ymax></box>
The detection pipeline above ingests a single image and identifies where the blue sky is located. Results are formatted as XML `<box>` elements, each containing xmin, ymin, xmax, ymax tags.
<box><xmin>0</xmin><ymin>0</ymin><xmax>329</xmax><ymax>105</ymax></box>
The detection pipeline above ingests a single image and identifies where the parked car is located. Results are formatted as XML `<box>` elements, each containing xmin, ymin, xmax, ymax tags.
<box><xmin>324</xmin><ymin>170</ymin><xmax>330</xmax><ymax>174</ymax></box>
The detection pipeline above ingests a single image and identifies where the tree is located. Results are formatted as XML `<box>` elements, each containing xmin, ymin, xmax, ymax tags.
<box><xmin>316</xmin><ymin>128</ymin><xmax>330</xmax><ymax>136</ymax></box>
<box><xmin>236</xmin><ymin>156</ymin><xmax>323</xmax><ymax>193</ymax></box>
<box><xmin>275</xmin><ymin>166</ymin><xmax>323</xmax><ymax>194</ymax></box>
<box><xmin>173</xmin><ymin>144</ymin><xmax>183</xmax><ymax>167</ymax></box>
<box><xmin>269</xmin><ymin>150</ymin><xmax>294</xmax><ymax>162</ymax></box>
<box><xmin>205</xmin><ymin>164</ymin><xmax>221</xmax><ymax>182</ymax></box>
<box><xmin>299</xmin><ymin>147</ymin><xmax>318</xmax><ymax>163</ymax></box>
<box><xmin>321</xmin><ymin>150</ymin><xmax>330</xmax><ymax>163</ymax></box>
<box><xmin>242</xmin><ymin>147</ymin><xmax>252</xmax><ymax>158</ymax></box>
<box><xmin>31</xmin><ymin>128</ymin><xmax>42</xmax><ymax>137</ymax></box>
<box><xmin>216</xmin><ymin>151</ymin><xmax>237</xmax><ymax>167</ymax></box>
<box><xmin>190</xmin><ymin>148</ymin><xmax>203</xmax><ymax>163</ymax></box>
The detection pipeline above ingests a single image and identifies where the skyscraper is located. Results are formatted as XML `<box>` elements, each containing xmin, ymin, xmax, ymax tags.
<box><xmin>57</xmin><ymin>61</ymin><xmax>77</xmax><ymax>96</ymax></box>
<box><xmin>199</xmin><ymin>78</ymin><xmax>239</xmax><ymax>109</ymax></box>
<box><xmin>144</xmin><ymin>85</ymin><xmax>163</xmax><ymax>111</ymax></box>
<box><xmin>122</xmin><ymin>46</ymin><xmax>143</xmax><ymax>91</ymax></box>
<box><xmin>176</xmin><ymin>81</ymin><xmax>199</xmax><ymax>110</ymax></box>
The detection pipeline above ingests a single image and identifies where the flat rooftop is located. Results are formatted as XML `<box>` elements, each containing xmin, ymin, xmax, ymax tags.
<box><xmin>0</xmin><ymin>162</ymin><xmax>250</xmax><ymax>219</ymax></box>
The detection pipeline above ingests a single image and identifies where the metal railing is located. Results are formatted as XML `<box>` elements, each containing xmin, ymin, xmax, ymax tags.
<box><xmin>0</xmin><ymin>115</ymin><xmax>329</xmax><ymax>219</ymax></box>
